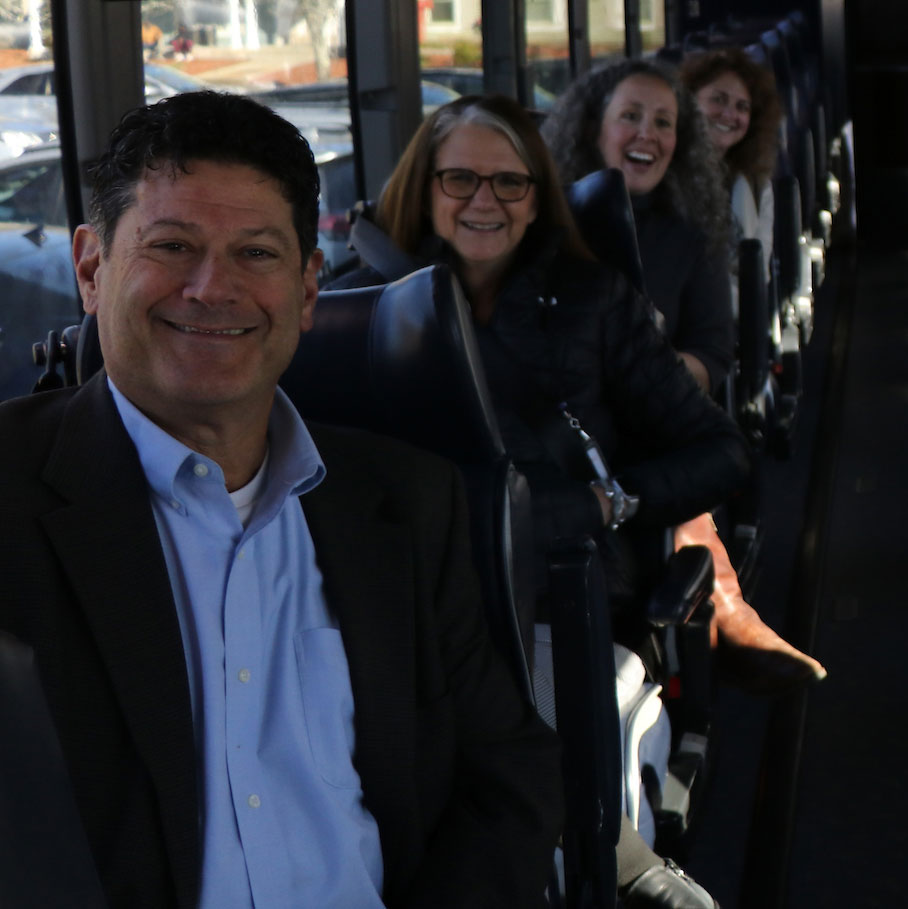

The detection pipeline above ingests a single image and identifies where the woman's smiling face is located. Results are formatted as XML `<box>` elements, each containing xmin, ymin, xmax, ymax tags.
<box><xmin>596</xmin><ymin>73</ymin><xmax>679</xmax><ymax>196</ymax></box>
<box><xmin>695</xmin><ymin>70</ymin><xmax>752</xmax><ymax>155</ymax></box>
<box><xmin>430</xmin><ymin>122</ymin><xmax>538</xmax><ymax>282</ymax></box>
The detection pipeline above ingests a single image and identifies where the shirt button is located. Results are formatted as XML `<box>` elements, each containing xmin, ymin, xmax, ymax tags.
<box><xmin>238</xmin><ymin>668</ymin><xmax>251</xmax><ymax>683</ymax></box>
<box><xmin>170</xmin><ymin>500</ymin><xmax>180</xmax><ymax>510</ymax></box>
<box><xmin>248</xmin><ymin>794</ymin><xmax>261</xmax><ymax>809</ymax></box>
<box><xmin>193</xmin><ymin>463</ymin><xmax>209</xmax><ymax>478</ymax></box>
<box><xmin>237</xmin><ymin>549</ymin><xmax>246</xmax><ymax>560</ymax></box>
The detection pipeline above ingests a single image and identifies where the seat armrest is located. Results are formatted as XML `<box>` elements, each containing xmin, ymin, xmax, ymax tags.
<box><xmin>0</xmin><ymin>632</ymin><xmax>106</xmax><ymax>906</ymax></box>
<box><xmin>646</xmin><ymin>545</ymin><xmax>714</xmax><ymax>628</ymax></box>
<box><xmin>547</xmin><ymin>536</ymin><xmax>620</xmax><ymax>908</ymax></box>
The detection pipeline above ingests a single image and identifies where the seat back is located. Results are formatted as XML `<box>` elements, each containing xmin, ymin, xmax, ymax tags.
<box><xmin>280</xmin><ymin>265</ymin><xmax>536</xmax><ymax>701</ymax></box>
<box><xmin>777</xmin><ymin>16</ymin><xmax>829</xmax><ymax>220</ymax></box>
<box><xmin>547</xmin><ymin>539</ymin><xmax>620</xmax><ymax>907</ymax></box>
<box><xmin>566</xmin><ymin>168</ymin><xmax>646</xmax><ymax>295</ymax></box>
<box><xmin>286</xmin><ymin>267</ymin><xmax>502</xmax><ymax>461</ymax></box>
<box><xmin>737</xmin><ymin>238</ymin><xmax>771</xmax><ymax>414</ymax></box>
<box><xmin>0</xmin><ymin>632</ymin><xmax>107</xmax><ymax>908</ymax></box>
<box><xmin>761</xmin><ymin>28</ymin><xmax>817</xmax><ymax>233</ymax></box>
<box><xmin>773</xmin><ymin>173</ymin><xmax>804</xmax><ymax>301</ymax></box>
<box><xmin>287</xmin><ymin>267</ymin><xmax>624</xmax><ymax>905</ymax></box>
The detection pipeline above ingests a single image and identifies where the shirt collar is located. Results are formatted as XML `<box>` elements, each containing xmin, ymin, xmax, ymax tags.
<box><xmin>108</xmin><ymin>377</ymin><xmax>325</xmax><ymax>509</ymax></box>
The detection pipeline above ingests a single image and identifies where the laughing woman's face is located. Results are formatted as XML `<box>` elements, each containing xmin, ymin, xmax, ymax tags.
<box><xmin>597</xmin><ymin>74</ymin><xmax>678</xmax><ymax>196</ymax></box>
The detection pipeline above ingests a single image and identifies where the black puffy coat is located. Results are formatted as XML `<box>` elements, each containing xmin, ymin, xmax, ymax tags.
<box><xmin>327</xmin><ymin>226</ymin><xmax>751</xmax><ymax>556</ymax></box>
<box><xmin>631</xmin><ymin>194</ymin><xmax>735</xmax><ymax>393</ymax></box>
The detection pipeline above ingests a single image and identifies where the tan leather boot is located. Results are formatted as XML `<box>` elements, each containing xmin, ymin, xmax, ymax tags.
<box><xmin>674</xmin><ymin>513</ymin><xmax>827</xmax><ymax>695</ymax></box>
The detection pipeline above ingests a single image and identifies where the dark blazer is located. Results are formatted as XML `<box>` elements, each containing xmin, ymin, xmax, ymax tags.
<box><xmin>0</xmin><ymin>374</ymin><xmax>563</xmax><ymax>908</ymax></box>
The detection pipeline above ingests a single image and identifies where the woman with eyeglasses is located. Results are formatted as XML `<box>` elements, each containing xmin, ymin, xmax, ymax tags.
<box><xmin>329</xmin><ymin>94</ymin><xmax>752</xmax><ymax>907</ymax></box>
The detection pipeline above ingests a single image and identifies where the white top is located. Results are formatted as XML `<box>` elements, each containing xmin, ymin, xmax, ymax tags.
<box><xmin>731</xmin><ymin>172</ymin><xmax>774</xmax><ymax>282</ymax></box>
<box><xmin>730</xmin><ymin>173</ymin><xmax>774</xmax><ymax>317</ymax></box>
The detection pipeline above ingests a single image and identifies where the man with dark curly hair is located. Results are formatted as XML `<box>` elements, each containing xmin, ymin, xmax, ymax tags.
<box><xmin>0</xmin><ymin>91</ymin><xmax>563</xmax><ymax>908</ymax></box>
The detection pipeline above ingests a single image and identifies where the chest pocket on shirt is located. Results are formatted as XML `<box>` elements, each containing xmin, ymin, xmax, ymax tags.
<box><xmin>294</xmin><ymin>628</ymin><xmax>361</xmax><ymax>789</ymax></box>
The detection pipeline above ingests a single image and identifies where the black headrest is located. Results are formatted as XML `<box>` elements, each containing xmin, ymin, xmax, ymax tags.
<box><xmin>281</xmin><ymin>265</ymin><xmax>505</xmax><ymax>464</ymax></box>
<box><xmin>566</xmin><ymin>168</ymin><xmax>646</xmax><ymax>295</ymax></box>
<box><xmin>736</xmin><ymin>239</ymin><xmax>770</xmax><ymax>398</ymax></box>
<box><xmin>772</xmin><ymin>174</ymin><xmax>803</xmax><ymax>299</ymax></box>
<box><xmin>0</xmin><ymin>633</ymin><xmax>106</xmax><ymax>906</ymax></box>
<box><xmin>75</xmin><ymin>313</ymin><xmax>103</xmax><ymax>386</ymax></box>
<box><xmin>655</xmin><ymin>45</ymin><xmax>684</xmax><ymax>66</ymax></box>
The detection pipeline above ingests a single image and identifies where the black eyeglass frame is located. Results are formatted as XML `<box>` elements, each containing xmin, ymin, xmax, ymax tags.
<box><xmin>434</xmin><ymin>168</ymin><xmax>536</xmax><ymax>202</ymax></box>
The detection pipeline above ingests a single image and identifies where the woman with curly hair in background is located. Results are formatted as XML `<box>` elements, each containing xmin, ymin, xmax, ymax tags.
<box><xmin>541</xmin><ymin>59</ymin><xmax>826</xmax><ymax>695</ymax></box>
<box><xmin>680</xmin><ymin>47</ymin><xmax>783</xmax><ymax>309</ymax></box>
<box><xmin>542</xmin><ymin>58</ymin><xmax>732</xmax><ymax>393</ymax></box>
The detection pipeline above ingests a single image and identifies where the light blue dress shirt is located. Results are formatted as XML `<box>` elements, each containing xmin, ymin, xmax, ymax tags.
<box><xmin>110</xmin><ymin>380</ymin><xmax>385</xmax><ymax>908</ymax></box>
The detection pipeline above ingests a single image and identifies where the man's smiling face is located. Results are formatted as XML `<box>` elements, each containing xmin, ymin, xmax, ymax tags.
<box><xmin>75</xmin><ymin>159</ymin><xmax>322</xmax><ymax>432</ymax></box>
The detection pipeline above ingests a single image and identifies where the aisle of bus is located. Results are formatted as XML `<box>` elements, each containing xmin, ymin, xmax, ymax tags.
<box><xmin>678</xmin><ymin>208</ymin><xmax>907</xmax><ymax>908</ymax></box>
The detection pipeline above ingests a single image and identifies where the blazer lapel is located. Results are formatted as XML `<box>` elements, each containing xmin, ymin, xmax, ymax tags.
<box><xmin>301</xmin><ymin>444</ymin><xmax>419</xmax><ymax>865</ymax></box>
<box><xmin>39</xmin><ymin>376</ymin><xmax>200</xmax><ymax>907</ymax></box>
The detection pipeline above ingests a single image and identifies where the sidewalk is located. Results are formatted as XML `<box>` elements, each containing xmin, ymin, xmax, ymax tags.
<box><xmin>171</xmin><ymin>44</ymin><xmax>347</xmax><ymax>90</ymax></box>
<box><xmin>0</xmin><ymin>43</ymin><xmax>346</xmax><ymax>92</ymax></box>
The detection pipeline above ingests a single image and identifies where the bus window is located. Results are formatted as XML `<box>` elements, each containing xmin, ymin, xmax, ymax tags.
<box><xmin>0</xmin><ymin>17</ymin><xmax>78</xmax><ymax>402</ymax></box>
<box><xmin>418</xmin><ymin>0</ymin><xmax>483</xmax><ymax>111</ymax></box>
<box><xmin>419</xmin><ymin>2</ymin><xmax>561</xmax><ymax>114</ymax></box>
<box><xmin>525</xmin><ymin>0</ymin><xmax>568</xmax><ymax>107</ymax></box>
<box><xmin>640</xmin><ymin>0</ymin><xmax>665</xmax><ymax>53</ymax></box>
<box><xmin>140</xmin><ymin>1</ymin><xmax>358</xmax><ymax>285</ymax></box>
<box><xmin>590</xmin><ymin>0</ymin><xmax>629</xmax><ymax>66</ymax></box>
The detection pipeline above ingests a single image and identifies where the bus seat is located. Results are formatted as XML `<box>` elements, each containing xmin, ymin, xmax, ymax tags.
<box><xmin>280</xmin><ymin>266</ymin><xmax>537</xmax><ymax>700</ymax></box>
<box><xmin>643</xmin><ymin>544</ymin><xmax>715</xmax><ymax>851</ymax></box>
<box><xmin>280</xmin><ymin>265</ymin><xmax>623</xmax><ymax>906</ymax></box>
<box><xmin>761</xmin><ymin>28</ymin><xmax>817</xmax><ymax>237</ymax></box>
<box><xmin>45</xmin><ymin>271</ymin><xmax>537</xmax><ymax>708</ymax></box>
<box><xmin>737</xmin><ymin>238</ymin><xmax>772</xmax><ymax>434</ymax></box>
<box><xmin>725</xmin><ymin>238</ymin><xmax>770</xmax><ymax>584</ymax></box>
<box><xmin>563</xmin><ymin>167</ymin><xmax>725</xmax><ymax>857</ymax></box>
<box><xmin>776</xmin><ymin>16</ymin><xmax>830</xmax><ymax>222</ymax></box>
<box><xmin>0</xmin><ymin>631</ymin><xmax>107</xmax><ymax>908</ymax></box>
<box><xmin>565</xmin><ymin>167</ymin><xmax>646</xmax><ymax>295</ymax></box>
<box><xmin>287</xmin><ymin>270</ymin><xmax>714</xmax><ymax>864</ymax></box>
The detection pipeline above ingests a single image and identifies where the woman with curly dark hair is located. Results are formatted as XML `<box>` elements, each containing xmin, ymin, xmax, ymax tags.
<box><xmin>541</xmin><ymin>59</ymin><xmax>732</xmax><ymax>393</ymax></box>
<box><xmin>680</xmin><ymin>47</ymin><xmax>783</xmax><ymax>298</ymax></box>
<box><xmin>541</xmin><ymin>60</ymin><xmax>826</xmax><ymax>695</ymax></box>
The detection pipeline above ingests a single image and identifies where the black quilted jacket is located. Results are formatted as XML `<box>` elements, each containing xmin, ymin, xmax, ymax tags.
<box><xmin>327</xmin><ymin>229</ymin><xmax>751</xmax><ymax>551</ymax></box>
